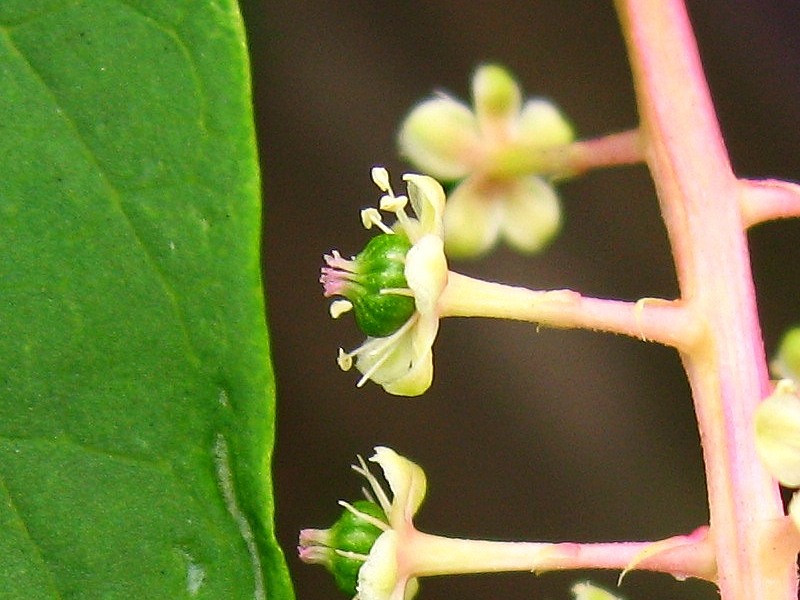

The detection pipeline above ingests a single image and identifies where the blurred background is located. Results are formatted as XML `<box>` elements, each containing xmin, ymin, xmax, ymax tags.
<box><xmin>241</xmin><ymin>2</ymin><xmax>800</xmax><ymax>598</ymax></box>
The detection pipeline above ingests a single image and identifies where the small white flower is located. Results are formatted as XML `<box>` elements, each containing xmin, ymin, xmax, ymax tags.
<box><xmin>322</xmin><ymin>168</ymin><xmax>448</xmax><ymax>396</ymax></box>
<box><xmin>354</xmin><ymin>447</ymin><xmax>426</xmax><ymax>600</ymax></box>
<box><xmin>399</xmin><ymin>64</ymin><xmax>573</xmax><ymax>258</ymax></box>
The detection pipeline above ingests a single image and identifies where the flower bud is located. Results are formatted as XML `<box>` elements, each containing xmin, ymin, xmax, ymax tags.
<box><xmin>299</xmin><ymin>500</ymin><xmax>387</xmax><ymax>595</ymax></box>
<box><xmin>754</xmin><ymin>380</ymin><xmax>800</xmax><ymax>487</ymax></box>
<box><xmin>322</xmin><ymin>234</ymin><xmax>416</xmax><ymax>337</ymax></box>
<box><xmin>772</xmin><ymin>326</ymin><xmax>800</xmax><ymax>382</ymax></box>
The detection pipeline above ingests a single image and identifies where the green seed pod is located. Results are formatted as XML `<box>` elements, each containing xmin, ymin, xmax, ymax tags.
<box><xmin>350</xmin><ymin>234</ymin><xmax>416</xmax><ymax>337</ymax></box>
<box><xmin>327</xmin><ymin>500</ymin><xmax>387</xmax><ymax>595</ymax></box>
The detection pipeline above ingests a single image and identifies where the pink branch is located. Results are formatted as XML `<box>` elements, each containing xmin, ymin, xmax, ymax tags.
<box><xmin>740</xmin><ymin>178</ymin><xmax>800</xmax><ymax>227</ymax></box>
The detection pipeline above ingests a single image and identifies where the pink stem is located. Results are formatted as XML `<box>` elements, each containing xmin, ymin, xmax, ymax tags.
<box><xmin>569</xmin><ymin>128</ymin><xmax>644</xmax><ymax>173</ymax></box>
<box><xmin>439</xmin><ymin>272</ymin><xmax>696</xmax><ymax>349</ymax></box>
<box><xmin>615</xmin><ymin>1</ymin><xmax>793</xmax><ymax>598</ymax></box>
<box><xmin>402</xmin><ymin>526</ymin><xmax>716</xmax><ymax>582</ymax></box>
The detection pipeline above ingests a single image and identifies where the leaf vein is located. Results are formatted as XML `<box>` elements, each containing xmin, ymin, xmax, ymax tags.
<box><xmin>3</xmin><ymin>30</ymin><xmax>203</xmax><ymax>369</ymax></box>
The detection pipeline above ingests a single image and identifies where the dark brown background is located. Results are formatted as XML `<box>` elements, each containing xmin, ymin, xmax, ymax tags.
<box><xmin>242</xmin><ymin>2</ymin><xmax>800</xmax><ymax>599</ymax></box>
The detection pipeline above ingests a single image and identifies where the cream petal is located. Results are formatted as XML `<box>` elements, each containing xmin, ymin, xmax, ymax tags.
<box><xmin>370</xmin><ymin>447</ymin><xmax>427</xmax><ymax>526</ymax></box>
<box><xmin>382</xmin><ymin>346</ymin><xmax>434</xmax><ymax>397</ymax></box>
<box><xmin>443</xmin><ymin>177</ymin><xmax>503</xmax><ymax>258</ymax></box>
<box><xmin>402</xmin><ymin>174</ymin><xmax>446</xmax><ymax>240</ymax></box>
<box><xmin>404</xmin><ymin>235</ymin><xmax>448</xmax><ymax>315</ymax></box>
<box><xmin>382</xmin><ymin>314</ymin><xmax>439</xmax><ymax>397</ymax></box>
<box><xmin>357</xmin><ymin>530</ymin><xmax>401</xmax><ymax>600</ymax></box>
<box><xmin>499</xmin><ymin>176</ymin><xmax>561</xmax><ymax>254</ymax></box>
<box><xmin>518</xmin><ymin>98</ymin><xmax>575</xmax><ymax>149</ymax></box>
<box><xmin>354</xmin><ymin>327</ymin><xmax>415</xmax><ymax>387</ymax></box>
<box><xmin>398</xmin><ymin>96</ymin><xmax>480</xmax><ymax>181</ymax></box>
<box><xmin>472</xmin><ymin>64</ymin><xmax>522</xmax><ymax>137</ymax></box>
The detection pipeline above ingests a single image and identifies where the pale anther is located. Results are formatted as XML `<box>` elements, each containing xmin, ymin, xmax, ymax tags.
<box><xmin>361</xmin><ymin>208</ymin><xmax>394</xmax><ymax>234</ymax></box>
<box><xmin>337</xmin><ymin>348</ymin><xmax>353</xmax><ymax>371</ymax></box>
<box><xmin>371</xmin><ymin>166</ymin><xmax>392</xmax><ymax>193</ymax></box>
<box><xmin>329</xmin><ymin>299</ymin><xmax>354</xmax><ymax>319</ymax></box>
<box><xmin>380</xmin><ymin>193</ymin><xmax>408</xmax><ymax>213</ymax></box>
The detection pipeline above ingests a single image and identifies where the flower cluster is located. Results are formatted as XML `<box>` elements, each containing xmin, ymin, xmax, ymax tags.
<box><xmin>398</xmin><ymin>64</ymin><xmax>574</xmax><ymax>257</ymax></box>
<box><xmin>321</xmin><ymin>168</ymin><xmax>448</xmax><ymax>396</ymax></box>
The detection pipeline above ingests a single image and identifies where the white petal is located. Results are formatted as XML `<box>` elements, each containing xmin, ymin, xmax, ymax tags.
<box><xmin>398</xmin><ymin>96</ymin><xmax>479</xmax><ymax>181</ymax></box>
<box><xmin>442</xmin><ymin>177</ymin><xmax>502</xmax><ymax>258</ymax></box>
<box><xmin>371</xmin><ymin>448</ymin><xmax>427</xmax><ymax>526</ymax></box>
<box><xmin>472</xmin><ymin>64</ymin><xmax>521</xmax><ymax>136</ymax></box>
<box><xmin>519</xmin><ymin>99</ymin><xmax>575</xmax><ymax>149</ymax></box>
<box><xmin>382</xmin><ymin>312</ymin><xmax>439</xmax><ymax>397</ymax></box>
<box><xmin>404</xmin><ymin>235</ymin><xmax>447</xmax><ymax>315</ymax></box>
<box><xmin>382</xmin><ymin>348</ymin><xmax>433</xmax><ymax>397</ymax></box>
<box><xmin>402</xmin><ymin>174</ymin><xmax>446</xmax><ymax>240</ymax></box>
<box><xmin>354</xmin><ymin>329</ymin><xmax>415</xmax><ymax>387</ymax></box>
<box><xmin>357</xmin><ymin>531</ymin><xmax>401</xmax><ymax>600</ymax></box>
<box><xmin>499</xmin><ymin>177</ymin><xmax>561</xmax><ymax>254</ymax></box>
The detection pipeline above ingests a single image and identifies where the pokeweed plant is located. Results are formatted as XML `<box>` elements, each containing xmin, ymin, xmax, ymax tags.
<box><xmin>301</xmin><ymin>2</ymin><xmax>800</xmax><ymax>600</ymax></box>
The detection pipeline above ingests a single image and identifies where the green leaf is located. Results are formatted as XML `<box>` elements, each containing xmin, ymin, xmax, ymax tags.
<box><xmin>0</xmin><ymin>1</ymin><xmax>293</xmax><ymax>598</ymax></box>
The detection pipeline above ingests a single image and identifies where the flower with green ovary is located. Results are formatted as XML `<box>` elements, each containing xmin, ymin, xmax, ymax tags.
<box><xmin>322</xmin><ymin>168</ymin><xmax>448</xmax><ymax>396</ymax></box>
<box><xmin>299</xmin><ymin>448</ymin><xmax>717</xmax><ymax>600</ymax></box>
<box><xmin>323</xmin><ymin>168</ymin><xmax>695</xmax><ymax>396</ymax></box>
<box><xmin>398</xmin><ymin>63</ymin><xmax>574</xmax><ymax>257</ymax></box>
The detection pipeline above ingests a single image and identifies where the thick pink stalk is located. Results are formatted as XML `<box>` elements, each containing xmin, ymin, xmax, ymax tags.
<box><xmin>615</xmin><ymin>1</ymin><xmax>794</xmax><ymax>599</ymax></box>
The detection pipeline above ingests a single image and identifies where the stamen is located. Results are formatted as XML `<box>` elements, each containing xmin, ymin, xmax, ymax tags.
<box><xmin>384</xmin><ymin>198</ymin><xmax>414</xmax><ymax>235</ymax></box>
<box><xmin>334</xmin><ymin>549</ymin><xmax>370</xmax><ymax>562</ymax></box>
<box><xmin>329</xmin><ymin>299</ymin><xmax>353</xmax><ymax>319</ymax></box>
<box><xmin>352</xmin><ymin>455</ymin><xmax>393</xmax><ymax>515</ymax></box>
<box><xmin>338</xmin><ymin>500</ymin><xmax>390</xmax><ymax>532</ymax></box>
<box><xmin>361</xmin><ymin>208</ymin><xmax>394</xmax><ymax>234</ymax></box>
<box><xmin>379</xmin><ymin>193</ymin><xmax>408</xmax><ymax>213</ymax></box>
<box><xmin>371</xmin><ymin>166</ymin><xmax>393</xmax><ymax>194</ymax></box>
<box><xmin>379</xmin><ymin>288</ymin><xmax>415</xmax><ymax>297</ymax></box>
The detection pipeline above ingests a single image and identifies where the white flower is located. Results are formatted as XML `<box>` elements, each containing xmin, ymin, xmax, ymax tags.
<box><xmin>353</xmin><ymin>447</ymin><xmax>426</xmax><ymax>600</ymax></box>
<box><xmin>398</xmin><ymin>64</ymin><xmax>573</xmax><ymax>258</ymax></box>
<box><xmin>322</xmin><ymin>168</ymin><xmax>448</xmax><ymax>396</ymax></box>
